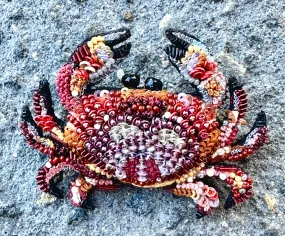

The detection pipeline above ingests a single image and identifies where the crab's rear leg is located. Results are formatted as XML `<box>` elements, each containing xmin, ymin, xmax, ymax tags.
<box><xmin>69</xmin><ymin>175</ymin><xmax>117</xmax><ymax>210</ymax></box>
<box><xmin>170</xmin><ymin>181</ymin><xmax>220</xmax><ymax>219</ymax></box>
<box><xmin>210</xmin><ymin>111</ymin><xmax>268</xmax><ymax>162</ymax></box>
<box><xmin>197</xmin><ymin>166</ymin><xmax>253</xmax><ymax>210</ymax></box>
<box><xmin>216</xmin><ymin>77</ymin><xmax>249</xmax><ymax>149</ymax></box>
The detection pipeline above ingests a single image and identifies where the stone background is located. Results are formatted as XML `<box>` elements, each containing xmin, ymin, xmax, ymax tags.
<box><xmin>0</xmin><ymin>0</ymin><xmax>284</xmax><ymax>235</ymax></box>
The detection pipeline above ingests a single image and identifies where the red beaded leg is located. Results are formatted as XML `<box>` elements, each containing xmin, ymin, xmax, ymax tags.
<box><xmin>56</xmin><ymin>63</ymin><xmax>81</xmax><ymax>111</ymax></box>
<box><xmin>228</xmin><ymin>77</ymin><xmax>248</xmax><ymax>122</ymax></box>
<box><xmin>230</xmin><ymin>111</ymin><xmax>268</xmax><ymax>161</ymax></box>
<box><xmin>36</xmin><ymin>155</ymin><xmax>97</xmax><ymax>197</ymax></box>
<box><xmin>69</xmin><ymin>176</ymin><xmax>116</xmax><ymax>209</ymax></box>
<box><xmin>197</xmin><ymin>166</ymin><xmax>253</xmax><ymax>209</ymax></box>
<box><xmin>69</xmin><ymin>176</ymin><xmax>94</xmax><ymax>209</ymax></box>
<box><xmin>217</xmin><ymin>77</ymin><xmax>248</xmax><ymax>148</ymax></box>
<box><xmin>32</xmin><ymin>80</ymin><xmax>65</xmax><ymax>144</ymax></box>
<box><xmin>170</xmin><ymin>181</ymin><xmax>219</xmax><ymax>219</ymax></box>
<box><xmin>209</xmin><ymin>111</ymin><xmax>268</xmax><ymax>162</ymax></box>
<box><xmin>19</xmin><ymin>106</ymin><xmax>55</xmax><ymax>155</ymax></box>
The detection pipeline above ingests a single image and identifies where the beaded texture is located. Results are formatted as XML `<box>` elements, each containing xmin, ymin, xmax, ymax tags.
<box><xmin>19</xmin><ymin>28</ymin><xmax>268</xmax><ymax>218</ymax></box>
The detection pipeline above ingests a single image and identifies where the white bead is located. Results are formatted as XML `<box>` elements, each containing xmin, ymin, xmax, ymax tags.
<box><xmin>71</xmin><ymin>90</ymin><xmax>79</xmax><ymax>97</ymax></box>
<box><xmin>104</xmin><ymin>115</ymin><xmax>109</xmax><ymax>121</ymax></box>
<box><xmin>147</xmin><ymin>146</ymin><xmax>155</xmax><ymax>153</ymax></box>
<box><xmin>163</xmin><ymin>112</ymin><xmax>171</xmax><ymax>119</ymax></box>
<box><xmin>241</xmin><ymin>174</ymin><xmax>248</xmax><ymax>181</ymax></box>
<box><xmin>224</xmin><ymin>146</ymin><xmax>230</xmax><ymax>153</ymax></box>
<box><xmin>177</xmin><ymin>117</ymin><xmax>183</xmax><ymax>123</ymax></box>
<box><xmin>45</xmin><ymin>162</ymin><xmax>52</xmax><ymax>168</ymax></box>
<box><xmin>219</xmin><ymin>172</ymin><xmax>227</xmax><ymax>180</ymax></box>
<box><xmin>94</xmin><ymin>124</ymin><xmax>101</xmax><ymax>130</ymax></box>
<box><xmin>116</xmin><ymin>69</ymin><xmax>125</xmax><ymax>80</ymax></box>
<box><xmin>187</xmin><ymin>177</ymin><xmax>193</xmax><ymax>182</ymax></box>
<box><xmin>84</xmin><ymin>66</ymin><xmax>96</xmax><ymax>73</ymax></box>
<box><xmin>206</xmin><ymin>168</ymin><xmax>215</xmax><ymax>177</ymax></box>
<box><xmin>217</xmin><ymin>148</ymin><xmax>225</xmax><ymax>156</ymax></box>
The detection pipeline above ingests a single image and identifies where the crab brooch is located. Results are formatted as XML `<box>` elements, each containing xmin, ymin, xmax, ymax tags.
<box><xmin>19</xmin><ymin>28</ymin><xmax>268</xmax><ymax>218</ymax></box>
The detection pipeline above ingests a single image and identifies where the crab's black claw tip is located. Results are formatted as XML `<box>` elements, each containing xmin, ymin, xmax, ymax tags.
<box><xmin>104</xmin><ymin>28</ymin><xmax>131</xmax><ymax>46</ymax></box>
<box><xmin>21</xmin><ymin>105</ymin><xmax>31</xmax><ymax>121</ymax></box>
<box><xmin>104</xmin><ymin>28</ymin><xmax>131</xmax><ymax>59</ymax></box>
<box><xmin>39</xmin><ymin>78</ymin><xmax>49</xmax><ymax>87</ymax></box>
<box><xmin>38</xmin><ymin>79</ymin><xmax>52</xmax><ymax>98</ymax></box>
<box><xmin>255</xmin><ymin>110</ymin><xmax>267</xmax><ymax>127</ymax></box>
<box><xmin>224</xmin><ymin>192</ymin><xmax>236</xmax><ymax>210</ymax></box>
<box><xmin>228</xmin><ymin>77</ymin><xmax>243</xmax><ymax>94</ymax></box>
<box><xmin>165</xmin><ymin>28</ymin><xmax>173</xmax><ymax>38</ymax></box>
<box><xmin>196</xmin><ymin>209</ymin><xmax>207</xmax><ymax>219</ymax></box>
<box><xmin>164</xmin><ymin>45</ymin><xmax>186</xmax><ymax>61</ymax></box>
<box><xmin>165</xmin><ymin>28</ymin><xmax>200</xmax><ymax>49</ymax></box>
<box><xmin>113</xmin><ymin>42</ymin><xmax>132</xmax><ymax>59</ymax></box>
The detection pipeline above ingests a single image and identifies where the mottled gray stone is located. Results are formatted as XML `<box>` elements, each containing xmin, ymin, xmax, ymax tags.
<box><xmin>0</xmin><ymin>0</ymin><xmax>285</xmax><ymax>235</ymax></box>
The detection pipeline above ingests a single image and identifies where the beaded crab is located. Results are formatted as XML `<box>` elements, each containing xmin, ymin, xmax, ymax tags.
<box><xmin>19</xmin><ymin>28</ymin><xmax>268</xmax><ymax>218</ymax></box>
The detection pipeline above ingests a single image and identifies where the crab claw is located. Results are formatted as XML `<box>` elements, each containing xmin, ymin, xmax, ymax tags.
<box><xmin>57</xmin><ymin>29</ymin><xmax>132</xmax><ymax>110</ymax></box>
<box><xmin>71</xmin><ymin>28</ymin><xmax>131</xmax><ymax>64</ymax></box>
<box><xmin>165</xmin><ymin>28</ymin><xmax>200</xmax><ymax>49</ymax></box>
<box><xmin>103</xmin><ymin>28</ymin><xmax>132</xmax><ymax>59</ymax></box>
<box><xmin>164</xmin><ymin>28</ymin><xmax>201</xmax><ymax>71</ymax></box>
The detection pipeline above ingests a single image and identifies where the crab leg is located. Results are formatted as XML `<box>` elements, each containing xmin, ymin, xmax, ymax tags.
<box><xmin>196</xmin><ymin>166</ymin><xmax>253</xmax><ymax>209</ymax></box>
<box><xmin>32</xmin><ymin>79</ymin><xmax>66</xmax><ymax>144</ymax></box>
<box><xmin>36</xmin><ymin>152</ymin><xmax>92</xmax><ymax>196</ymax></box>
<box><xmin>19</xmin><ymin>106</ymin><xmax>57</xmax><ymax>155</ymax></box>
<box><xmin>69</xmin><ymin>175</ymin><xmax>116</xmax><ymax>209</ymax></box>
<box><xmin>170</xmin><ymin>181</ymin><xmax>219</xmax><ymax>219</ymax></box>
<box><xmin>210</xmin><ymin>111</ymin><xmax>268</xmax><ymax>162</ymax></box>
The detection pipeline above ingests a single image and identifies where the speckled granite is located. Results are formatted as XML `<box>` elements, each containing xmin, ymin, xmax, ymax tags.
<box><xmin>0</xmin><ymin>0</ymin><xmax>284</xmax><ymax>235</ymax></box>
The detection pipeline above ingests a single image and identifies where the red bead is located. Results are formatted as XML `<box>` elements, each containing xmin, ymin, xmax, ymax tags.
<box><xmin>132</xmin><ymin>104</ymin><xmax>137</xmax><ymax>111</ymax></box>
<box><xmin>53</xmin><ymin>157</ymin><xmax>60</xmax><ymax>165</ymax></box>
<box><xmin>153</xmin><ymin>106</ymin><xmax>159</xmax><ymax>113</ymax></box>
<box><xmin>138</xmin><ymin>106</ymin><xmax>145</xmax><ymax>112</ymax></box>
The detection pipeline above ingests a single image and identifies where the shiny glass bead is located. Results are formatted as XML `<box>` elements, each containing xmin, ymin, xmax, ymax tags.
<box><xmin>121</xmin><ymin>73</ymin><xmax>140</xmax><ymax>88</ymax></box>
<box><xmin>145</xmin><ymin>77</ymin><xmax>163</xmax><ymax>91</ymax></box>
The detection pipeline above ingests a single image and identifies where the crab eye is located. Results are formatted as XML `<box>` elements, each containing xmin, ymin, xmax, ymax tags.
<box><xmin>144</xmin><ymin>77</ymin><xmax>163</xmax><ymax>91</ymax></box>
<box><xmin>121</xmin><ymin>73</ymin><xmax>140</xmax><ymax>88</ymax></box>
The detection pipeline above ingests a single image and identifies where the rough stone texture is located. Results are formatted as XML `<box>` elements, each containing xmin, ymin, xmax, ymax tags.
<box><xmin>0</xmin><ymin>0</ymin><xmax>284</xmax><ymax>235</ymax></box>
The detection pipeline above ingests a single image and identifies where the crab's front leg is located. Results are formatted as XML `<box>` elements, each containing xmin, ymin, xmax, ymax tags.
<box><xmin>69</xmin><ymin>175</ymin><xmax>117</xmax><ymax>209</ymax></box>
<box><xmin>56</xmin><ymin>28</ymin><xmax>131</xmax><ymax>111</ymax></box>
<box><xmin>170</xmin><ymin>181</ymin><xmax>220</xmax><ymax>219</ymax></box>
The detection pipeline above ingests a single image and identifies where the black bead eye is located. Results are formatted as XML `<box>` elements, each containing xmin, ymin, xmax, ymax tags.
<box><xmin>145</xmin><ymin>77</ymin><xmax>163</xmax><ymax>91</ymax></box>
<box><xmin>121</xmin><ymin>73</ymin><xmax>140</xmax><ymax>88</ymax></box>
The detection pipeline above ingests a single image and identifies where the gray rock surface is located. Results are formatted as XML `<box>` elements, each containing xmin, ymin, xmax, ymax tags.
<box><xmin>0</xmin><ymin>0</ymin><xmax>285</xmax><ymax>235</ymax></box>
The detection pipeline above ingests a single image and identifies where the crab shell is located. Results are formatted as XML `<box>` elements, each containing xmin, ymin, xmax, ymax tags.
<box><xmin>62</xmin><ymin>86</ymin><xmax>221</xmax><ymax>188</ymax></box>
